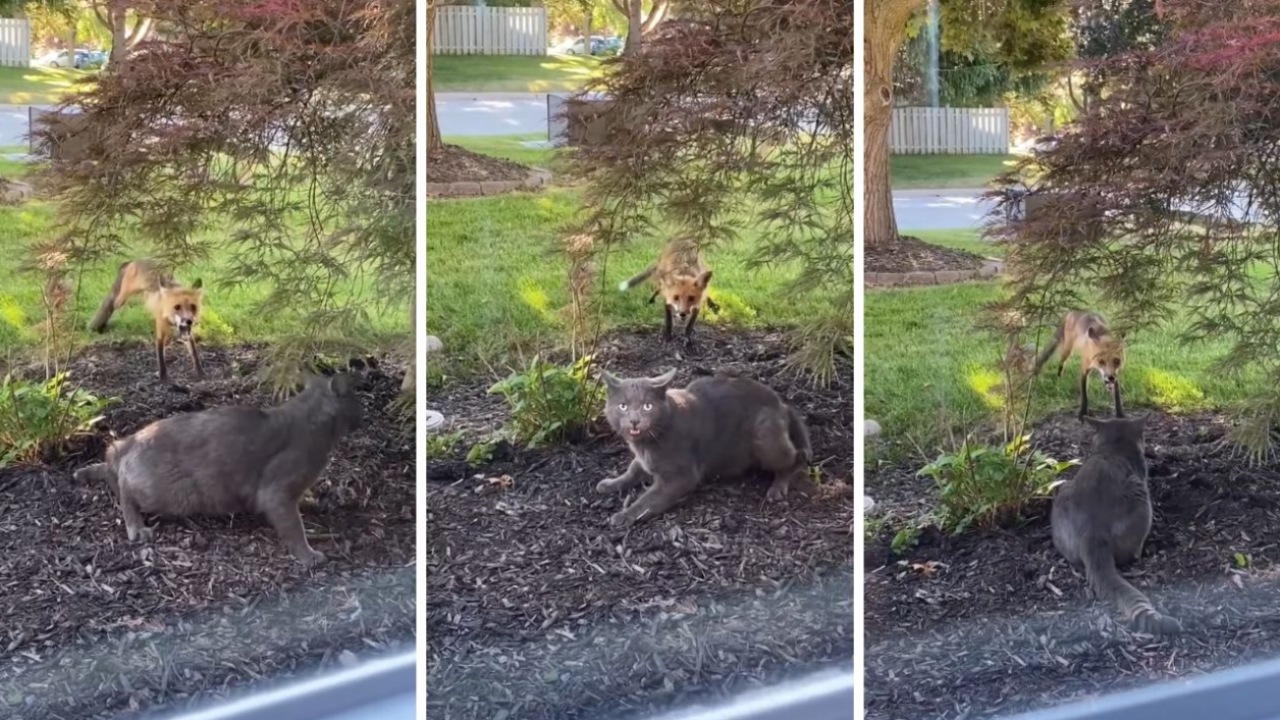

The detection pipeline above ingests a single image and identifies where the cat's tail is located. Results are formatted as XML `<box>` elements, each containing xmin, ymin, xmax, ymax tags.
<box><xmin>74</xmin><ymin>461</ymin><xmax>120</xmax><ymax>498</ymax></box>
<box><xmin>1081</xmin><ymin>535</ymin><xmax>1181</xmax><ymax>635</ymax></box>
<box><xmin>785</xmin><ymin>405</ymin><xmax>811</xmax><ymax>466</ymax></box>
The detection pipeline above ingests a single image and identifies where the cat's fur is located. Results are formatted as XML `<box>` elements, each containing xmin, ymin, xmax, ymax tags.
<box><xmin>597</xmin><ymin>369</ymin><xmax>811</xmax><ymax>527</ymax></box>
<box><xmin>1051</xmin><ymin>414</ymin><xmax>1181</xmax><ymax>635</ymax></box>
<box><xmin>74</xmin><ymin>372</ymin><xmax>363</xmax><ymax>566</ymax></box>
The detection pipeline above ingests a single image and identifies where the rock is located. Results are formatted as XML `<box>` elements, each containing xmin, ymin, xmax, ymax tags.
<box><xmin>337</xmin><ymin>649</ymin><xmax>359</xmax><ymax>668</ymax></box>
<box><xmin>864</xmin><ymin>496</ymin><xmax>876</xmax><ymax>514</ymax></box>
<box><xmin>865</xmin><ymin>419</ymin><xmax>881</xmax><ymax>437</ymax></box>
<box><xmin>426</xmin><ymin>335</ymin><xmax>444</xmax><ymax>354</ymax></box>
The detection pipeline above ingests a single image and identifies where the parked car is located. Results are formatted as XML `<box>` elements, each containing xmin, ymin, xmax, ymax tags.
<box><xmin>597</xmin><ymin>36</ymin><xmax>623</xmax><ymax>56</ymax></box>
<box><xmin>34</xmin><ymin>48</ymin><xmax>105</xmax><ymax>70</ymax></box>
<box><xmin>556</xmin><ymin>35</ymin><xmax>607</xmax><ymax>55</ymax></box>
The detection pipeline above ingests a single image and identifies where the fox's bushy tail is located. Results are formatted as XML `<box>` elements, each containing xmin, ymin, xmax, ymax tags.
<box><xmin>1081</xmin><ymin>536</ymin><xmax>1181</xmax><ymax>635</ymax></box>
<box><xmin>618</xmin><ymin>263</ymin><xmax>657</xmax><ymax>292</ymax></box>
<box><xmin>1032</xmin><ymin>320</ymin><xmax>1065</xmax><ymax>375</ymax></box>
<box><xmin>88</xmin><ymin>261</ymin><xmax>130</xmax><ymax>333</ymax></box>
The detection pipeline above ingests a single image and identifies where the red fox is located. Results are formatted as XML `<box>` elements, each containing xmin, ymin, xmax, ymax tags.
<box><xmin>618</xmin><ymin>236</ymin><xmax>721</xmax><ymax>346</ymax></box>
<box><xmin>1033</xmin><ymin>310</ymin><xmax>1125</xmax><ymax>419</ymax></box>
<box><xmin>89</xmin><ymin>259</ymin><xmax>205</xmax><ymax>383</ymax></box>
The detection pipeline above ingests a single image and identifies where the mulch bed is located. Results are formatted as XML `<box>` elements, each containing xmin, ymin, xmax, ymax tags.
<box><xmin>0</xmin><ymin>342</ymin><xmax>415</xmax><ymax>719</ymax></box>
<box><xmin>429</xmin><ymin>143</ymin><xmax>533</xmax><ymax>184</ymax></box>
<box><xmin>864</xmin><ymin>235</ymin><xmax>989</xmax><ymax>274</ymax></box>
<box><xmin>865</xmin><ymin>410</ymin><xmax>1280</xmax><ymax>719</ymax></box>
<box><xmin>427</xmin><ymin>327</ymin><xmax>855</xmax><ymax>720</ymax></box>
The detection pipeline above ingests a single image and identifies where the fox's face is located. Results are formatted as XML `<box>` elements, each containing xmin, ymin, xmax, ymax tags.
<box><xmin>1091</xmin><ymin>337</ymin><xmax>1125</xmax><ymax>390</ymax></box>
<box><xmin>161</xmin><ymin>287</ymin><xmax>203</xmax><ymax>338</ymax></box>
<box><xmin>661</xmin><ymin>271</ymin><xmax>712</xmax><ymax>320</ymax></box>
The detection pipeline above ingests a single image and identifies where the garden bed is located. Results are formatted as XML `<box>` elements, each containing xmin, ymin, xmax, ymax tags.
<box><xmin>865</xmin><ymin>410</ymin><xmax>1280</xmax><ymax>719</ymax></box>
<box><xmin>426</xmin><ymin>327</ymin><xmax>855</xmax><ymax>720</ymax></box>
<box><xmin>0</xmin><ymin>342</ymin><xmax>415</xmax><ymax>719</ymax></box>
<box><xmin>864</xmin><ymin>234</ymin><xmax>989</xmax><ymax>274</ymax></box>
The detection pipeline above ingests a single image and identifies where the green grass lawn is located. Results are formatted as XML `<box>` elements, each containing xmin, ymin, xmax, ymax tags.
<box><xmin>432</xmin><ymin>55</ymin><xmax>603</xmax><ymax>93</ymax></box>
<box><xmin>0</xmin><ymin>159</ymin><xmax>409</xmax><ymax>358</ymax></box>
<box><xmin>866</xmin><ymin>230</ymin><xmax>1256</xmax><ymax>456</ymax></box>
<box><xmin>445</xmin><ymin>133</ymin><xmax>557</xmax><ymax>168</ymax></box>
<box><xmin>0</xmin><ymin>66</ymin><xmax>96</xmax><ymax>105</ymax></box>
<box><xmin>891</xmin><ymin>154</ymin><xmax>1020</xmax><ymax>190</ymax></box>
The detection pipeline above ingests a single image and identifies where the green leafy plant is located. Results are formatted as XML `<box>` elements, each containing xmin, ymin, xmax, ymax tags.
<box><xmin>891</xmin><ymin>525</ymin><xmax>921</xmax><ymax>554</ymax></box>
<box><xmin>0</xmin><ymin>373</ymin><xmax>112</xmax><ymax>468</ymax></box>
<box><xmin>488</xmin><ymin>355</ymin><xmax>604</xmax><ymax>448</ymax></box>
<box><xmin>918</xmin><ymin>434</ymin><xmax>1077</xmax><ymax>534</ymax></box>
<box><xmin>427</xmin><ymin>432</ymin><xmax>463</xmax><ymax>458</ymax></box>
<box><xmin>465</xmin><ymin>438</ymin><xmax>498</xmax><ymax>467</ymax></box>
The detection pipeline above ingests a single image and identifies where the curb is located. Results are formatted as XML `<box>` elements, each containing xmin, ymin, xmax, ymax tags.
<box><xmin>865</xmin><ymin>258</ymin><xmax>1004</xmax><ymax>288</ymax></box>
<box><xmin>426</xmin><ymin>167</ymin><xmax>552</xmax><ymax>199</ymax></box>
<box><xmin>892</xmin><ymin>187</ymin><xmax>991</xmax><ymax>198</ymax></box>
<box><xmin>434</xmin><ymin>92</ymin><xmax>547</xmax><ymax>102</ymax></box>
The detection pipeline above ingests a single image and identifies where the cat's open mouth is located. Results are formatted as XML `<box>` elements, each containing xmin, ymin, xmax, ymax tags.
<box><xmin>628</xmin><ymin>429</ymin><xmax>642</xmax><ymax>436</ymax></box>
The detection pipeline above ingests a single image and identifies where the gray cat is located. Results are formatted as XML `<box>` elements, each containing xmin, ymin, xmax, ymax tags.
<box><xmin>597</xmin><ymin>369</ymin><xmax>811</xmax><ymax>527</ymax></box>
<box><xmin>1051</xmin><ymin>414</ymin><xmax>1181</xmax><ymax>634</ymax></box>
<box><xmin>74</xmin><ymin>372</ymin><xmax>363</xmax><ymax>567</ymax></box>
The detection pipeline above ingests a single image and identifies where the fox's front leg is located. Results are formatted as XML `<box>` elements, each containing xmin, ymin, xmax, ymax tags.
<box><xmin>662</xmin><ymin>304</ymin><xmax>675</xmax><ymax>343</ymax></box>
<box><xmin>596</xmin><ymin>457</ymin><xmax>649</xmax><ymax>494</ymax></box>
<box><xmin>186</xmin><ymin>335</ymin><xmax>205</xmax><ymax>380</ymax></box>
<box><xmin>1077</xmin><ymin>369</ymin><xmax>1090</xmax><ymax>419</ymax></box>
<box><xmin>1113</xmin><ymin>380</ymin><xmax>1124</xmax><ymax>418</ymax></box>
<box><xmin>154</xmin><ymin>321</ymin><xmax>169</xmax><ymax>383</ymax></box>
<box><xmin>609</xmin><ymin>470</ymin><xmax>697</xmax><ymax>528</ymax></box>
<box><xmin>683</xmin><ymin>307</ymin><xmax>701</xmax><ymax>348</ymax></box>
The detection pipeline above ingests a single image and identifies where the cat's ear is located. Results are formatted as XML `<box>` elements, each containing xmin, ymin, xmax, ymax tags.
<box><xmin>599</xmin><ymin>370</ymin><xmax>623</xmax><ymax>390</ymax></box>
<box><xmin>648</xmin><ymin>369</ymin><xmax>677</xmax><ymax>390</ymax></box>
<box><xmin>1081</xmin><ymin>415</ymin><xmax>1104</xmax><ymax>430</ymax></box>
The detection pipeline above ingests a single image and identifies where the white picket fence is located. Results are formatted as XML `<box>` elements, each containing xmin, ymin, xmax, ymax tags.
<box><xmin>0</xmin><ymin>19</ymin><xmax>30</xmax><ymax>67</ymax></box>
<box><xmin>890</xmin><ymin>106</ymin><xmax>1010</xmax><ymax>155</ymax></box>
<box><xmin>431</xmin><ymin>6</ymin><xmax>547</xmax><ymax>56</ymax></box>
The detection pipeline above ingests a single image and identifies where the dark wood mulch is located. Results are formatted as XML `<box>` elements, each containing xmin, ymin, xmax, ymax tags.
<box><xmin>0</xmin><ymin>342</ymin><xmax>415</xmax><ymax>719</ymax></box>
<box><xmin>865</xmin><ymin>409</ymin><xmax>1280</xmax><ymax>719</ymax></box>
<box><xmin>864</xmin><ymin>235</ymin><xmax>990</xmax><ymax>274</ymax></box>
<box><xmin>429</xmin><ymin>143</ymin><xmax>532</xmax><ymax>184</ymax></box>
<box><xmin>426</xmin><ymin>327</ymin><xmax>855</xmax><ymax>720</ymax></box>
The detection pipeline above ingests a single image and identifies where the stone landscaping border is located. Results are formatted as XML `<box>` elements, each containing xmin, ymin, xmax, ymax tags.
<box><xmin>865</xmin><ymin>258</ymin><xmax>1004</xmax><ymax>288</ymax></box>
<box><xmin>426</xmin><ymin>167</ymin><xmax>552</xmax><ymax>199</ymax></box>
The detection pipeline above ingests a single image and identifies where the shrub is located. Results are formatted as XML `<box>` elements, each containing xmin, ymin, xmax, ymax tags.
<box><xmin>917</xmin><ymin>434</ymin><xmax>1077</xmax><ymax>534</ymax></box>
<box><xmin>488</xmin><ymin>355</ymin><xmax>604</xmax><ymax>448</ymax></box>
<box><xmin>0</xmin><ymin>373</ymin><xmax>112</xmax><ymax>468</ymax></box>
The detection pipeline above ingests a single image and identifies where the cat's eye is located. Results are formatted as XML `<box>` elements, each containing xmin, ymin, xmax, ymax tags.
<box><xmin>618</xmin><ymin>403</ymin><xmax>627</xmax><ymax>411</ymax></box>
<box><xmin>642</xmin><ymin>402</ymin><xmax>653</xmax><ymax>411</ymax></box>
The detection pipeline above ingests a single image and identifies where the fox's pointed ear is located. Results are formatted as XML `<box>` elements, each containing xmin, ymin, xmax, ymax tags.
<box><xmin>648</xmin><ymin>368</ymin><xmax>677</xmax><ymax>390</ymax></box>
<box><xmin>1086</xmin><ymin>326</ymin><xmax>1099</xmax><ymax>340</ymax></box>
<box><xmin>599</xmin><ymin>370</ymin><xmax>622</xmax><ymax>390</ymax></box>
<box><xmin>697</xmin><ymin>270</ymin><xmax>712</xmax><ymax>288</ymax></box>
<box><xmin>192</xmin><ymin>278</ymin><xmax>203</xmax><ymax>289</ymax></box>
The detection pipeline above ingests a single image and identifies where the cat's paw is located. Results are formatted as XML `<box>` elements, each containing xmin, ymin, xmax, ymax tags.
<box><xmin>609</xmin><ymin>511</ymin><xmax>634</xmax><ymax>528</ymax></box>
<box><xmin>766</xmin><ymin>482</ymin><xmax>790</xmax><ymax>502</ymax></box>
<box><xmin>596</xmin><ymin>477</ymin><xmax>621</xmax><ymax>493</ymax></box>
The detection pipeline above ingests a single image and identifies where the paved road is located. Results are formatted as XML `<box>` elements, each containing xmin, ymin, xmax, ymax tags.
<box><xmin>437</xmin><ymin>93</ymin><xmax>546</xmax><ymax>137</ymax></box>
<box><xmin>0</xmin><ymin>105</ymin><xmax>37</xmax><ymax>148</ymax></box>
<box><xmin>894</xmin><ymin>189</ymin><xmax>996</xmax><ymax>231</ymax></box>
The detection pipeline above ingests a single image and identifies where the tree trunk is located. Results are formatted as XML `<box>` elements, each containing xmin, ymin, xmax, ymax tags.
<box><xmin>427</xmin><ymin>1</ymin><xmax>443</xmax><ymax>158</ymax></box>
<box><xmin>109</xmin><ymin>0</ymin><xmax>128</xmax><ymax>65</ymax></box>
<box><xmin>641</xmin><ymin>0</ymin><xmax>668</xmax><ymax>33</ymax></box>
<box><xmin>582</xmin><ymin>11</ymin><xmax>593</xmax><ymax>56</ymax></box>
<box><xmin>864</xmin><ymin>0</ymin><xmax>925</xmax><ymax>247</ymax></box>
<box><xmin>625</xmin><ymin>0</ymin><xmax>643</xmax><ymax>52</ymax></box>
